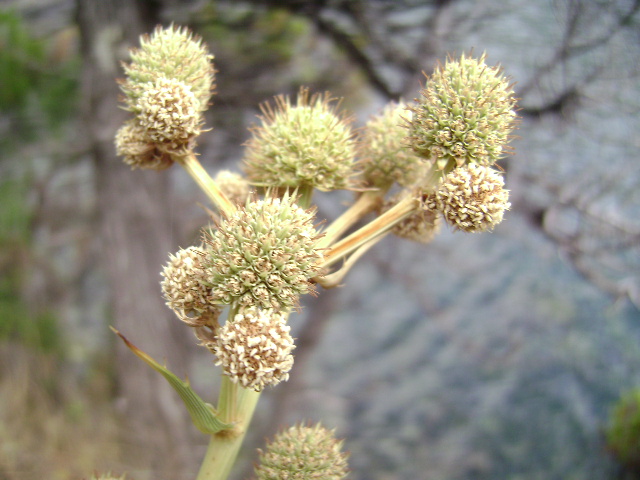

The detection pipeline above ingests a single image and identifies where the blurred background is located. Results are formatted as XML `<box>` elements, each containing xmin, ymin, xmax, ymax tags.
<box><xmin>1</xmin><ymin>0</ymin><xmax>639</xmax><ymax>479</ymax></box>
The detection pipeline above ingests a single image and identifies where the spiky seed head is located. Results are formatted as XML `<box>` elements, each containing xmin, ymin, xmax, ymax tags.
<box><xmin>433</xmin><ymin>164</ymin><xmax>510</xmax><ymax>232</ymax></box>
<box><xmin>255</xmin><ymin>423</ymin><xmax>350</xmax><ymax>480</ymax></box>
<box><xmin>359</xmin><ymin>101</ymin><xmax>429</xmax><ymax>190</ymax></box>
<box><xmin>408</xmin><ymin>53</ymin><xmax>518</xmax><ymax>171</ymax></box>
<box><xmin>214</xmin><ymin>170</ymin><xmax>251</xmax><ymax>206</ymax></box>
<box><xmin>136</xmin><ymin>77</ymin><xmax>201</xmax><ymax>152</ymax></box>
<box><xmin>204</xmin><ymin>193</ymin><xmax>323</xmax><ymax>310</ymax></box>
<box><xmin>121</xmin><ymin>24</ymin><xmax>215</xmax><ymax>110</ymax></box>
<box><xmin>212</xmin><ymin>308</ymin><xmax>294</xmax><ymax>391</ymax></box>
<box><xmin>243</xmin><ymin>87</ymin><xmax>357</xmax><ymax>191</ymax></box>
<box><xmin>161</xmin><ymin>246</ymin><xmax>222</xmax><ymax>328</ymax></box>
<box><xmin>383</xmin><ymin>191</ymin><xmax>441</xmax><ymax>244</ymax></box>
<box><xmin>115</xmin><ymin>120</ymin><xmax>173</xmax><ymax>170</ymax></box>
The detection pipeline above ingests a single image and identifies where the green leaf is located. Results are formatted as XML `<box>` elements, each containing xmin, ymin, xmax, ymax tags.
<box><xmin>111</xmin><ymin>327</ymin><xmax>233</xmax><ymax>435</ymax></box>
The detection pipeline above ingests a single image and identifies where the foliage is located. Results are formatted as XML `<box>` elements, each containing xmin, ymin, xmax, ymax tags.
<box><xmin>606</xmin><ymin>388</ymin><xmax>640</xmax><ymax>471</ymax></box>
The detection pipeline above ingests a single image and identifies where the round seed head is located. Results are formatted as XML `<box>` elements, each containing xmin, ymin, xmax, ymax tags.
<box><xmin>121</xmin><ymin>24</ymin><xmax>215</xmax><ymax>111</ymax></box>
<box><xmin>434</xmin><ymin>164</ymin><xmax>510</xmax><ymax>232</ymax></box>
<box><xmin>243</xmin><ymin>88</ymin><xmax>357</xmax><ymax>191</ymax></box>
<box><xmin>408</xmin><ymin>53</ymin><xmax>518</xmax><ymax>170</ymax></box>
<box><xmin>255</xmin><ymin>423</ymin><xmax>349</xmax><ymax>480</ymax></box>
<box><xmin>136</xmin><ymin>77</ymin><xmax>201</xmax><ymax>152</ymax></box>
<box><xmin>214</xmin><ymin>170</ymin><xmax>251</xmax><ymax>206</ymax></box>
<box><xmin>212</xmin><ymin>308</ymin><xmax>294</xmax><ymax>391</ymax></box>
<box><xmin>161</xmin><ymin>246</ymin><xmax>222</xmax><ymax>328</ymax></box>
<box><xmin>359</xmin><ymin>101</ymin><xmax>429</xmax><ymax>190</ymax></box>
<box><xmin>204</xmin><ymin>194</ymin><xmax>323</xmax><ymax>310</ymax></box>
<box><xmin>115</xmin><ymin>120</ymin><xmax>173</xmax><ymax>170</ymax></box>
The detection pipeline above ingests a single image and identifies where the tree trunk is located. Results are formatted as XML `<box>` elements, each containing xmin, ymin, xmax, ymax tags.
<box><xmin>76</xmin><ymin>1</ymin><xmax>198</xmax><ymax>477</ymax></box>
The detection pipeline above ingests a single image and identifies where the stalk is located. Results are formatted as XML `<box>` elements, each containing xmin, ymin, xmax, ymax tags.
<box><xmin>178</xmin><ymin>153</ymin><xmax>237</xmax><ymax>219</ymax></box>
<box><xmin>317</xmin><ymin>190</ymin><xmax>382</xmax><ymax>248</ymax></box>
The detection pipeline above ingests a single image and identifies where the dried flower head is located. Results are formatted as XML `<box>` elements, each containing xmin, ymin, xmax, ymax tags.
<box><xmin>255</xmin><ymin>423</ymin><xmax>349</xmax><ymax>480</ymax></box>
<box><xmin>136</xmin><ymin>77</ymin><xmax>201</xmax><ymax>152</ymax></box>
<box><xmin>359</xmin><ymin>101</ymin><xmax>428</xmax><ymax>190</ymax></box>
<box><xmin>214</xmin><ymin>170</ymin><xmax>251</xmax><ymax>206</ymax></box>
<box><xmin>121</xmin><ymin>24</ymin><xmax>215</xmax><ymax>111</ymax></box>
<box><xmin>204</xmin><ymin>193</ymin><xmax>322</xmax><ymax>310</ymax></box>
<box><xmin>408</xmin><ymin>53</ymin><xmax>518</xmax><ymax>170</ymax></box>
<box><xmin>383</xmin><ymin>192</ymin><xmax>441</xmax><ymax>244</ymax></box>
<box><xmin>161</xmin><ymin>246</ymin><xmax>222</xmax><ymax>328</ymax></box>
<box><xmin>115</xmin><ymin>120</ymin><xmax>173</xmax><ymax>170</ymax></box>
<box><xmin>243</xmin><ymin>88</ymin><xmax>356</xmax><ymax>191</ymax></box>
<box><xmin>432</xmin><ymin>163</ymin><xmax>510</xmax><ymax>232</ymax></box>
<box><xmin>212</xmin><ymin>308</ymin><xmax>294</xmax><ymax>391</ymax></box>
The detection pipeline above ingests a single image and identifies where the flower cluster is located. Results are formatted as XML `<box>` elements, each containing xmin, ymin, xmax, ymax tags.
<box><xmin>204</xmin><ymin>194</ymin><xmax>323</xmax><ymax>310</ymax></box>
<box><xmin>211</xmin><ymin>308</ymin><xmax>294</xmax><ymax>391</ymax></box>
<box><xmin>243</xmin><ymin>88</ymin><xmax>356</xmax><ymax>191</ymax></box>
<box><xmin>116</xmin><ymin>25</ymin><xmax>215</xmax><ymax>168</ymax></box>
<box><xmin>254</xmin><ymin>423</ymin><xmax>349</xmax><ymax>480</ymax></box>
<box><xmin>408</xmin><ymin>53</ymin><xmax>517</xmax><ymax>171</ymax></box>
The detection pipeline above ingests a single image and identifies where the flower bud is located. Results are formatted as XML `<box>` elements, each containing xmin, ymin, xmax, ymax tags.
<box><xmin>358</xmin><ymin>101</ymin><xmax>428</xmax><ymax>190</ymax></box>
<box><xmin>212</xmin><ymin>308</ymin><xmax>294</xmax><ymax>391</ymax></box>
<box><xmin>433</xmin><ymin>164</ymin><xmax>510</xmax><ymax>232</ymax></box>
<box><xmin>204</xmin><ymin>194</ymin><xmax>322</xmax><ymax>310</ymax></box>
<box><xmin>115</xmin><ymin>120</ymin><xmax>173</xmax><ymax>170</ymax></box>
<box><xmin>243</xmin><ymin>88</ymin><xmax>356</xmax><ymax>191</ymax></box>
<box><xmin>408</xmin><ymin>53</ymin><xmax>517</xmax><ymax>170</ymax></box>
<box><xmin>255</xmin><ymin>423</ymin><xmax>349</xmax><ymax>480</ymax></box>
<box><xmin>161</xmin><ymin>246</ymin><xmax>222</xmax><ymax>328</ymax></box>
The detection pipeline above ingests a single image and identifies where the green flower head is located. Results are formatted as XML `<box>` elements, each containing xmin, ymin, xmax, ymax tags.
<box><xmin>408</xmin><ymin>53</ymin><xmax>518</xmax><ymax>171</ymax></box>
<box><xmin>204</xmin><ymin>193</ymin><xmax>323</xmax><ymax>310</ymax></box>
<box><xmin>255</xmin><ymin>423</ymin><xmax>349</xmax><ymax>480</ymax></box>
<box><xmin>243</xmin><ymin>87</ymin><xmax>357</xmax><ymax>192</ymax></box>
<box><xmin>358</xmin><ymin>101</ymin><xmax>429</xmax><ymax>191</ymax></box>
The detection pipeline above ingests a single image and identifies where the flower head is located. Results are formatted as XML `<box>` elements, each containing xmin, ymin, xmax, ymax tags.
<box><xmin>115</xmin><ymin>120</ymin><xmax>173</xmax><ymax>170</ymax></box>
<box><xmin>136</xmin><ymin>77</ymin><xmax>201</xmax><ymax>152</ymax></box>
<box><xmin>212</xmin><ymin>308</ymin><xmax>294</xmax><ymax>391</ymax></box>
<box><xmin>359</xmin><ymin>101</ymin><xmax>428</xmax><ymax>190</ymax></box>
<box><xmin>121</xmin><ymin>24</ymin><xmax>215</xmax><ymax>111</ymax></box>
<box><xmin>243</xmin><ymin>88</ymin><xmax>356</xmax><ymax>191</ymax></box>
<box><xmin>161</xmin><ymin>246</ymin><xmax>222</xmax><ymax>328</ymax></box>
<box><xmin>204</xmin><ymin>193</ymin><xmax>323</xmax><ymax>310</ymax></box>
<box><xmin>214</xmin><ymin>170</ymin><xmax>251</xmax><ymax>206</ymax></box>
<box><xmin>432</xmin><ymin>163</ymin><xmax>510</xmax><ymax>232</ymax></box>
<box><xmin>408</xmin><ymin>53</ymin><xmax>517</xmax><ymax>170</ymax></box>
<box><xmin>255</xmin><ymin>423</ymin><xmax>349</xmax><ymax>480</ymax></box>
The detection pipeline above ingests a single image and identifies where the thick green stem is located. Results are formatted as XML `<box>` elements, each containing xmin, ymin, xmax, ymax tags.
<box><xmin>195</xmin><ymin>377</ymin><xmax>261</xmax><ymax>480</ymax></box>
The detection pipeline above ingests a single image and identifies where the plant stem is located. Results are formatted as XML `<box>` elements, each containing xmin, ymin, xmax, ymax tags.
<box><xmin>178</xmin><ymin>153</ymin><xmax>237</xmax><ymax>219</ymax></box>
<box><xmin>319</xmin><ymin>195</ymin><xmax>419</xmax><ymax>270</ymax></box>
<box><xmin>195</xmin><ymin>377</ymin><xmax>261</xmax><ymax>480</ymax></box>
<box><xmin>318</xmin><ymin>190</ymin><xmax>382</xmax><ymax>248</ymax></box>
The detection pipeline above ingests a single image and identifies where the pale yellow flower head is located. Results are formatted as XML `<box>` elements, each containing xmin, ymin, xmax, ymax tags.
<box><xmin>243</xmin><ymin>87</ymin><xmax>357</xmax><ymax>191</ymax></box>
<box><xmin>212</xmin><ymin>308</ymin><xmax>294</xmax><ymax>391</ymax></box>
<box><xmin>432</xmin><ymin>163</ymin><xmax>510</xmax><ymax>232</ymax></box>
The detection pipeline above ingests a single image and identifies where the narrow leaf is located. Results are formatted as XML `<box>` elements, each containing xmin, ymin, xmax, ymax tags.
<box><xmin>111</xmin><ymin>327</ymin><xmax>233</xmax><ymax>435</ymax></box>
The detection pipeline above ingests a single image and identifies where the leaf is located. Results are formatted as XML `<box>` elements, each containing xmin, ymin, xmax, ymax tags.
<box><xmin>111</xmin><ymin>326</ymin><xmax>233</xmax><ymax>435</ymax></box>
